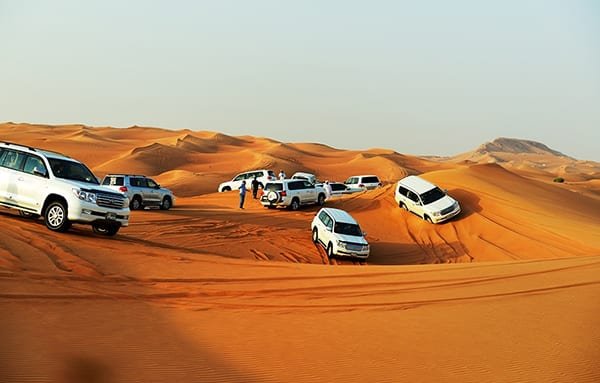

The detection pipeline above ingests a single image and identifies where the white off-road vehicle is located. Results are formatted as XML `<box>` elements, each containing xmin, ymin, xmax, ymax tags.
<box><xmin>218</xmin><ymin>169</ymin><xmax>276</xmax><ymax>192</ymax></box>
<box><xmin>344</xmin><ymin>175</ymin><xmax>382</xmax><ymax>190</ymax></box>
<box><xmin>260</xmin><ymin>179</ymin><xmax>327</xmax><ymax>210</ymax></box>
<box><xmin>102</xmin><ymin>174</ymin><xmax>175</xmax><ymax>210</ymax></box>
<box><xmin>394</xmin><ymin>175</ymin><xmax>460</xmax><ymax>224</ymax></box>
<box><xmin>311</xmin><ymin>208</ymin><xmax>370</xmax><ymax>259</ymax></box>
<box><xmin>0</xmin><ymin>142</ymin><xmax>130</xmax><ymax>236</ymax></box>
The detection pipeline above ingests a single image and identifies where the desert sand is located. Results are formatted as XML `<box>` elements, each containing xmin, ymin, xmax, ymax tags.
<box><xmin>1</xmin><ymin>123</ymin><xmax>599</xmax><ymax>382</ymax></box>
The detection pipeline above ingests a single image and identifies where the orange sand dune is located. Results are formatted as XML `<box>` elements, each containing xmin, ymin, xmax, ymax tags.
<box><xmin>1</xmin><ymin>123</ymin><xmax>599</xmax><ymax>382</ymax></box>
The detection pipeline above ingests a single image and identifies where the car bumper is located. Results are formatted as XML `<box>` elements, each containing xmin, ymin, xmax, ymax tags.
<box><xmin>335</xmin><ymin>248</ymin><xmax>370</xmax><ymax>259</ymax></box>
<box><xmin>432</xmin><ymin>206</ymin><xmax>461</xmax><ymax>223</ymax></box>
<box><xmin>68</xmin><ymin>200</ymin><xmax>130</xmax><ymax>226</ymax></box>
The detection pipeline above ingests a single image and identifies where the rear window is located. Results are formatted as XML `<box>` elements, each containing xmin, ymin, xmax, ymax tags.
<box><xmin>1</xmin><ymin>150</ymin><xmax>26</xmax><ymax>170</ymax></box>
<box><xmin>264</xmin><ymin>183</ymin><xmax>283</xmax><ymax>191</ymax></box>
<box><xmin>103</xmin><ymin>176</ymin><xmax>124</xmax><ymax>186</ymax></box>
<box><xmin>331</xmin><ymin>184</ymin><xmax>346</xmax><ymax>191</ymax></box>
<box><xmin>362</xmin><ymin>176</ymin><xmax>380</xmax><ymax>183</ymax></box>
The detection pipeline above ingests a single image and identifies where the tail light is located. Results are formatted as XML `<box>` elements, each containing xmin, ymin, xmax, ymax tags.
<box><xmin>119</xmin><ymin>186</ymin><xmax>128</xmax><ymax>192</ymax></box>
<box><xmin>280</xmin><ymin>191</ymin><xmax>287</xmax><ymax>197</ymax></box>
<box><xmin>267</xmin><ymin>176</ymin><xmax>273</xmax><ymax>180</ymax></box>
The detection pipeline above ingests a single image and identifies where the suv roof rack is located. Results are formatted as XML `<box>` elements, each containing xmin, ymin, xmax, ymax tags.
<box><xmin>106</xmin><ymin>174</ymin><xmax>147</xmax><ymax>177</ymax></box>
<box><xmin>0</xmin><ymin>141</ymin><xmax>38</xmax><ymax>152</ymax></box>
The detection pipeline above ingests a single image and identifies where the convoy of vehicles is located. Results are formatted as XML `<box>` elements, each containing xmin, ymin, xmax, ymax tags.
<box><xmin>1</xmin><ymin>141</ymin><xmax>461</xmax><ymax>256</ymax></box>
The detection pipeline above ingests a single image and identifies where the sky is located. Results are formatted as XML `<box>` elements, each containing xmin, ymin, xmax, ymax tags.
<box><xmin>1</xmin><ymin>0</ymin><xmax>599</xmax><ymax>160</ymax></box>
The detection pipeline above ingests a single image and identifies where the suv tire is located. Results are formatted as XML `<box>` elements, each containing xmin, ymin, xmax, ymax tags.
<box><xmin>290</xmin><ymin>198</ymin><xmax>300</xmax><ymax>211</ymax></box>
<box><xmin>160</xmin><ymin>197</ymin><xmax>172</xmax><ymax>210</ymax></box>
<box><xmin>312</xmin><ymin>227</ymin><xmax>319</xmax><ymax>243</ymax></box>
<box><xmin>424</xmin><ymin>215</ymin><xmax>433</xmax><ymax>223</ymax></box>
<box><xmin>130</xmin><ymin>196</ymin><xmax>142</xmax><ymax>210</ymax></box>
<box><xmin>222</xmin><ymin>186</ymin><xmax>231</xmax><ymax>192</ymax></box>
<box><xmin>45</xmin><ymin>201</ymin><xmax>71</xmax><ymax>232</ymax></box>
<box><xmin>19</xmin><ymin>211</ymin><xmax>40</xmax><ymax>219</ymax></box>
<box><xmin>327</xmin><ymin>243</ymin><xmax>334</xmax><ymax>259</ymax></box>
<box><xmin>92</xmin><ymin>223</ymin><xmax>120</xmax><ymax>236</ymax></box>
<box><xmin>317</xmin><ymin>193</ymin><xmax>326</xmax><ymax>206</ymax></box>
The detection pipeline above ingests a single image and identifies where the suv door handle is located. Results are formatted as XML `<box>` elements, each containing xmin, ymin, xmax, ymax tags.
<box><xmin>18</xmin><ymin>177</ymin><xmax>24</xmax><ymax>181</ymax></box>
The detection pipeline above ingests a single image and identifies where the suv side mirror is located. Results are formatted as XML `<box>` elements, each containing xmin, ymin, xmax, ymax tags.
<box><xmin>33</xmin><ymin>168</ymin><xmax>47</xmax><ymax>177</ymax></box>
<box><xmin>362</xmin><ymin>231</ymin><xmax>367</xmax><ymax>237</ymax></box>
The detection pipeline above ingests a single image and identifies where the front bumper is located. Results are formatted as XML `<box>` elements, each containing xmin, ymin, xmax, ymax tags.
<box><xmin>68</xmin><ymin>200</ymin><xmax>130</xmax><ymax>226</ymax></box>
<box><xmin>432</xmin><ymin>206</ymin><xmax>461</xmax><ymax>224</ymax></box>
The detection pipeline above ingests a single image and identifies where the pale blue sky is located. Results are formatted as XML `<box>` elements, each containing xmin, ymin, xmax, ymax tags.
<box><xmin>1</xmin><ymin>1</ymin><xmax>599</xmax><ymax>159</ymax></box>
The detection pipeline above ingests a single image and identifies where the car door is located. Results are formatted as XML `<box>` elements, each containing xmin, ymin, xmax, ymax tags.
<box><xmin>0</xmin><ymin>149</ymin><xmax>27</xmax><ymax>207</ymax></box>
<box><xmin>406</xmin><ymin>190</ymin><xmax>424</xmax><ymax>217</ymax></box>
<box><xmin>129</xmin><ymin>177</ymin><xmax>144</xmax><ymax>201</ymax></box>
<box><xmin>317</xmin><ymin>211</ymin><xmax>333</xmax><ymax>246</ymax></box>
<box><xmin>302</xmin><ymin>181</ymin><xmax>316</xmax><ymax>203</ymax></box>
<box><xmin>145</xmin><ymin>178</ymin><xmax>161</xmax><ymax>205</ymax></box>
<box><xmin>16</xmin><ymin>154</ymin><xmax>50</xmax><ymax>211</ymax></box>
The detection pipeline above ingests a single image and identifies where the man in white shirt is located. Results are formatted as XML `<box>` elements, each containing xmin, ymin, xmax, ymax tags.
<box><xmin>278</xmin><ymin>170</ymin><xmax>286</xmax><ymax>180</ymax></box>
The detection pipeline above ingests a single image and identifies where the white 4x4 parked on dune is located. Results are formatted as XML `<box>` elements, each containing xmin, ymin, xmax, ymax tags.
<box><xmin>102</xmin><ymin>174</ymin><xmax>175</xmax><ymax>210</ymax></box>
<box><xmin>394</xmin><ymin>175</ymin><xmax>460</xmax><ymax>224</ymax></box>
<box><xmin>260</xmin><ymin>179</ymin><xmax>327</xmax><ymax>210</ymax></box>
<box><xmin>0</xmin><ymin>142</ymin><xmax>130</xmax><ymax>235</ymax></box>
<box><xmin>218</xmin><ymin>169</ymin><xmax>276</xmax><ymax>192</ymax></box>
<box><xmin>311</xmin><ymin>208</ymin><xmax>370</xmax><ymax>259</ymax></box>
<box><xmin>344</xmin><ymin>175</ymin><xmax>382</xmax><ymax>190</ymax></box>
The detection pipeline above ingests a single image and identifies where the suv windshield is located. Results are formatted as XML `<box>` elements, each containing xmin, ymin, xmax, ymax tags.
<box><xmin>334</xmin><ymin>222</ymin><xmax>363</xmax><ymax>236</ymax></box>
<box><xmin>48</xmin><ymin>158</ymin><xmax>99</xmax><ymax>184</ymax></box>
<box><xmin>420</xmin><ymin>187</ymin><xmax>446</xmax><ymax>205</ymax></box>
<box><xmin>264</xmin><ymin>183</ymin><xmax>283</xmax><ymax>191</ymax></box>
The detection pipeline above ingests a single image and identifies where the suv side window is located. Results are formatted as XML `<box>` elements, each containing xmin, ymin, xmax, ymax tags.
<box><xmin>104</xmin><ymin>176</ymin><xmax>124</xmax><ymax>186</ymax></box>
<box><xmin>318</xmin><ymin>211</ymin><xmax>328</xmax><ymax>223</ymax></box>
<box><xmin>1</xmin><ymin>150</ymin><xmax>26</xmax><ymax>171</ymax></box>
<box><xmin>233</xmin><ymin>173</ymin><xmax>245</xmax><ymax>181</ymax></box>
<box><xmin>23</xmin><ymin>155</ymin><xmax>48</xmax><ymax>177</ymax></box>
<box><xmin>303</xmin><ymin>181</ymin><xmax>314</xmax><ymax>189</ymax></box>
<box><xmin>398</xmin><ymin>186</ymin><xmax>409</xmax><ymax>196</ymax></box>
<box><xmin>147</xmin><ymin>179</ymin><xmax>158</xmax><ymax>188</ymax></box>
<box><xmin>407</xmin><ymin>190</ymin><xmax>420</xmax><ymax>203</ymax></box>
<box><xmin>0</xmin><ymin>148</ymin><xmax>7</xmax><ymax>164</ymax></box>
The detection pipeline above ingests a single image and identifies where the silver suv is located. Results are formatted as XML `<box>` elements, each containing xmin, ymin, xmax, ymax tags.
<box><xmin>0</xmin><ymin>142</ymin><xmax>129</xmax><ymax>235</ymax></box>
<box><xmin>102</xmin><ymin>174</ymin><xmax>175</xmax><ymax>210</ymax></box>
<box><xmin>260</xmin><ymin>179</ymin><xmax>327</xmax><ymax>210</ymax></box>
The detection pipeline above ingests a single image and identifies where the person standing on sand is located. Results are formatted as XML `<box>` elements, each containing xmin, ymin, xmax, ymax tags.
<box><xmin>251</xmin><ymin>175</ymin><xmax>260</xmax><ymax>199</ymax></box>
<box><xmin>278</xmin><ymin>170</ymin><xmax>286</xmax><ymax>180</ymax></box>
<box><xmin>324</xmin><ymin>180</ymin><xmax>333</xmax><ymax>200</ymax></box>
<box><xmin>239</xmin><ymin>180</ymin><xmax>247</xmax><ymax>209</ymax></box>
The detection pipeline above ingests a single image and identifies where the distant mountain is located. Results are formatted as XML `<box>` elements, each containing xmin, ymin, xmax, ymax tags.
<box><xmin>450</xmin><ymin>137</ymin><xmax>600</xmax><ymax>181</ymax></box>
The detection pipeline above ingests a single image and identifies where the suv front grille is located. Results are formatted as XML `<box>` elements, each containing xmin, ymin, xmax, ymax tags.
<box><xmin>441</xmin><ymin>204</ymin><xmax>456</xmax><ymax>215</ymax></box>
<box><xmin>96</xmin><ymin>192</ymin><xmax>126</xmax><ymax>209</ymax></box>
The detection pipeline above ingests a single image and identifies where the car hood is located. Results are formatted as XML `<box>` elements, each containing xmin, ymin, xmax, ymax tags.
<box><xmin>335</xmin><ymin>233</ymin><xmax>368</xmax><ymax>245</ymax></box>
<box><xmin>64</xmin><ymin>180</ymin><xmax>125</xmax><ymax>196</ymax></box>
<box><xmin>424</xmin><ymin>195</ymin><xmax>456</xmax><ymax>212</ymax></box>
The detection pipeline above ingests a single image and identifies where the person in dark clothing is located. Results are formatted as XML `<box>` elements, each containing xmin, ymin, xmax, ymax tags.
<box><xmin>251</xmin><ymin>176</ymin><xmax>260</xmax><ymax>199</ymax></box>
<box><xmin>239</xmin><ymin>180</ymin><xmax>247</xmax><ymax>209</ymax></box>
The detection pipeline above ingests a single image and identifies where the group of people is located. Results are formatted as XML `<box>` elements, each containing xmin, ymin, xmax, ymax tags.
<box><xmin>237</xmin><ymin>169</ymin><xmax>333</xmax><ymax>209</ymax></box>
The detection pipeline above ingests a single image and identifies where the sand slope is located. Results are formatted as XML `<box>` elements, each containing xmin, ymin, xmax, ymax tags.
<box><xmin>1</xmin><ymin>123</ymin><xmax>599</xmax><ymax>382</ymax></box>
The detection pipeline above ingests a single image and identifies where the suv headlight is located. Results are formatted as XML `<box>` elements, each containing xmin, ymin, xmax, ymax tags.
<box><xmin>72</xmin><ymin>188</ymin><xmax>97</xmax><ymax>204</ymax></box>
<box><xmin>336</xmin><ymin>240</ymin><xmax>347</xmax><ymax>249</ymax></box>
<box><xmin>433</xmin><ymin>211</ymin><xmax>441</xmax><ymax>217</ymax></box>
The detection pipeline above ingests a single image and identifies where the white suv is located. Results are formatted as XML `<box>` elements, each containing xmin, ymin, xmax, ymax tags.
<box><xmin>260</xmin><ymin>179</ymin><xmax>327</xmax><ymax>210</ymax></box>
<box><xmin>102</xmin><ymin>174</ymin><xmax>175</xmax><ymax>210</ymax></box>
<box><xmin>0</xmin><ymin>142</ymin><xmax>130</xmax><ymax>235</ymax></box>
<box><xmin>218</xmin><ymin>169</ymin><xmax>276</xmax><ymax>192</ymax></box>
<box><xmin>394</xmin><ymin>175</ymin><xmax>460</xmax><ymax>224</ymax></box>
<box><xmin>344</xmin><ymin>175</ymin><xmax>382</xmax><ymax>190</ymax></box>
<box><xmin>311</xmin><ymin>208</ymin><xmax>370</xmax><ymax>259</ymax></box>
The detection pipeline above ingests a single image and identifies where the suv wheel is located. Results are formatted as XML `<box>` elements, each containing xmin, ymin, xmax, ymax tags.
<box><xmin>424</xmin><ymin>215</ymin><xmax>433</xmax><ymax>224</ymax></box>
<box><xmin>326</xmin><ymin>243</ymin><xmax>334</xmax><ymax>259</ymax></box>
<box><xmin>92</xmin><ymin>223</ymin><xmax>120</xmax><ymax>236</ymax></box>
<box><xmin>130</xmin><ymin>196</ymin><xmax>142</xmax><ymax>210</ymax></box>
<box><xmin>400</xmin><ymin>202</ymin><xmax>408</xmax><ymax>211</ymax></box>
<box><xmin>290</xmin><ymin>198</ymin><xmax>300</xmax><ymax>211</ymax></box>
<box><xmin>312</xmin><ymin>227</ymin><xmax>319</xmax><ymax>243</ymax></box>
<box><xmin>160</xmin><ymin>197</ymin><xmax>172</xmax><ymax>210</ymax></box>
<box><xmin>317</xmin><ymin>193</ymin><xmax>326</xmax><ymax>206</ymax></box>
<box><xmin>222</xmin><ymin>186</ymin><xmax>231</xmax><ymax>192</ymax></box>
<box><xmin>45</xmin><ymin>201</ymin><xmax>71</xmax><ymax>232</ymax></box>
